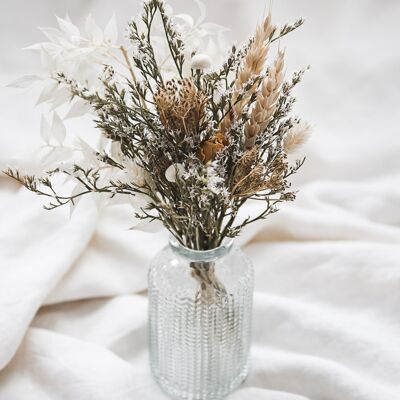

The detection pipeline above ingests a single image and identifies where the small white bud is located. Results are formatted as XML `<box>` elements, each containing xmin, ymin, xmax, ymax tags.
<box><xmin>190</xmin><ymin>54</ymin><xmax>212</xmax><ymax>70</ymax></box>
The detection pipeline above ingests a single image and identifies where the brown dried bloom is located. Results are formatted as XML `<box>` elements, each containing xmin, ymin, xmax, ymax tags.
<box><xmin>154</xmin><ymin>78</ymin><xmax>208</xmax><ymax>136</ymax></box>
<box><xmin>245</xmin><ymin>50</ymin><xmax>285</xmax><ymax>149</ymax></box>
<box><xmin>198</xmin><ymin>132</ymin><xmax>228</xmax><ymax>164</ymax></box>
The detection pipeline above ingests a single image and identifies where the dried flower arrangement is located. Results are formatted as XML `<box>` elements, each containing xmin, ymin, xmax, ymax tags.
<box><xmin>6</xmin><ymin>1</ymin><xmax>310</xmax><ymax>261</ymax></box>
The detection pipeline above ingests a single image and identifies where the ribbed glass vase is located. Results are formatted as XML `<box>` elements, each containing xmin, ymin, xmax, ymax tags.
<box><xmin>148</xmin><ymin>238</ymin><xmax>254</xmax><ymax>400</ymax></box>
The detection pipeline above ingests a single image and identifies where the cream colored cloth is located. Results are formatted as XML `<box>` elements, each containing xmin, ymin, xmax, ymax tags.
<box><xmin>1</xmin><ymin>0</ymin><xmax>400</xmax><ymax>399</ymax></box>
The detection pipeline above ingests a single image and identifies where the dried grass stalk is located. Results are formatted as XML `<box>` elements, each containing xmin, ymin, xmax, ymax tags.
<box><xmin>283</xmin><ymin>121</ymin><xmax>312</xmax><ymax>153</ymax></box>
<box><xmin>220</xmin><ymin>14</ymin><xmax>275</xmax><ymax>133</ymax></box>
<box><xmin>244</xmin><ymin>50</ymin><xmax>285</xmax><ymax>149</ymax></box>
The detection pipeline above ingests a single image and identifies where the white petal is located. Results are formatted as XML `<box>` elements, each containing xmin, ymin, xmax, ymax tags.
<box><xmin>77</xmin><ymin>138</ymin><xmax>99</xmax><ymax>164</ymax></box>
<box><xmin>164</xmin><ymin>4</ymin><xmax>174</xmax><ymax>17</ymax></box>
<box><xmin>40</xmin><ymin>115</ymin><xmax>51</xmax><ymax>144</ymax></box>
<box><xmin>41</xmin><ymin>146</ymin><xmax>73</xmax><ymax>168</ymax></box>
<box><xmin>129</xmin><ymin>219</ymin><xmax>162</xmax><ymax>233</ymax></box>
<box><xmin>104</xmin><ymin>13</ymin><xmax>118</xmax><ymax>44</ymax></box>
<box><xmin>66</xmin><ymin>47</ymin><xmax>96</xmax><ymax>59</ymax></box>
<box><xmin>24</xmin><ymin>42</ymin><xmax>48</xmax><ymax>52</ymax></box>
<box><xmin>49</xmin><ymin>86</ymin><xmax>71</xmax><ymax>110</ymax></box>
<box><xmin>52</xmin><ymin>112</ymin><xmax>66</xmax><ymax>145</ymax></box>
<box><xmin>199</xmin><ymin>22</ymin><xmax>230</xmax><ymax>34</ymax></box>
<box><xmin>194</xmin><ymin>0</ymin><xmax>206</xmax><ymax>25</ymax></box>
<box><xmin>39</xmin><ymin>27</ymin><xmax>66</xmax><ymax>44</ymax></box>
<box><xmin>56</xmin><ymin>16</ymin><xmax>80</xmax><ymax>39</ymax></box>
<box><xmin>64</xmin><ymin>98</ymin><xmax>92</xmax><ymax>119</ymax></box>
<box><xmin>7</xmin><ymin>75</ymin><xmax>43</xmax><ymax>89</ymax></box>
<box><xmin>85</xmin><ymin>14</ymin><xmax>104</xmax><ymax>44</ymax></box>
<box><xmin>165</xmin><ymin>164</ymin><xmax>177</xmax><ymax>182</ymax></box>
<box><xmin>39</xmin><ymin>47</ymin><xmax>57</xmax><ymax>72</ymax></box>
<box><xmin>174</xmin><ymin>14</ymin><xmax>195</xmax><ymax>28</ymax></box>
<box><xmin>165</xmin><ymin>163</ymin><xmax>185</xmax><ymax>182</ymax></box>
<box><xmin>69</xmin><ymin>182</ymin><xmax>85</xmax><ymax>217</ymax></box>
<box><xmin>36</xmin><ymin>81</ymin><xmax>58</xmax><ymax>105</ymax></box>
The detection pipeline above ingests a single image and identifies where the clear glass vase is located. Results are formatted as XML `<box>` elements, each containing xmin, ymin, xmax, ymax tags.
<box><xmin>148</xmin><ymin>238</ymin><xmax>254</xmax><ymax>400</ymax></box>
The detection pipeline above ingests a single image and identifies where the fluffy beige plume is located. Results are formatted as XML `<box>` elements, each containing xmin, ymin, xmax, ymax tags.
<box><xmin>244</xmin><ymin>50</ymin><xmax>285</xmax><ymax>149</ymax></box>
<box><xmin>283</xmin><ymin>121</ymin><xmax>312</xmax><ymax>153</ymax></box>
<box><xmin>220</xmin><ymin>14</ymin><xmax>275</xmax><ymax>133</ymax></box>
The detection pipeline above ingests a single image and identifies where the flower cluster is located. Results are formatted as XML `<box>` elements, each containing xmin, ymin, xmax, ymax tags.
<box><xmin>6</xmin><ymin>0</ymin><xmax>311</xmax><ymax>252</ymax></box>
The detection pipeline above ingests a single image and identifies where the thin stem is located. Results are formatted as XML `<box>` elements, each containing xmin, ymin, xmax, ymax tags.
<box><xmin>120</xmin><ymin>45</ymin><xmax>137</xmax><ymax>83</ymax></box>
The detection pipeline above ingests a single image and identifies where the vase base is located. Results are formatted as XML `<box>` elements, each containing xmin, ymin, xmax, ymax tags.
<box><xmin>152</xmin><ymin>366</ymin><xmax>249</xmax><ymax>400</ymax></box>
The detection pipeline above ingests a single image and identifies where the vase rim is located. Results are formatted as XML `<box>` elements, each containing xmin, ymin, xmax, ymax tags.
<box><xmin>168</xmin><ymin>236</ymin><xmax>234</xmax><ymax>262</ymax></box>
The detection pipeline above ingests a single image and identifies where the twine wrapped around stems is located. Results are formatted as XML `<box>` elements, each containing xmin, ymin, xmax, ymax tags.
<box><xmin>190</xmin><ymin>261</ymin><xmax>227</xmax><ymax>304</ymax></box>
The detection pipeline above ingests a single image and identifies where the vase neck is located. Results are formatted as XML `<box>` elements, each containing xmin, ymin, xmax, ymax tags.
<box><xmin>169</xmin><ymin>237</ymin><xmax>233</xmax><ymax>262</ymax></box>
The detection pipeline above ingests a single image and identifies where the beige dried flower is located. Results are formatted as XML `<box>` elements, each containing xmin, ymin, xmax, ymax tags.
<box><xmin>283</xmin><ymin>121</ymin><xmax>312</xmax><ymax>153</ymax></box>
<box><xmin>245</xmin><ymin>50</ymin><xmax>285</xmax><ymax>149</ymax></box>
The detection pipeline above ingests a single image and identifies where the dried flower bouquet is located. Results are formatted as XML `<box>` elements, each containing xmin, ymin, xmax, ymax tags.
<box><xmin>6</xmin><ymin>0</ymin><xmax>310</xmax><ymax>295</ymax></box>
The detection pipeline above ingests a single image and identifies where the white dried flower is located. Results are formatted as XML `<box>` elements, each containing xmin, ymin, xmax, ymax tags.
<box><xmin>283</xmin><ymin>121</ymin><xmax>312</xmax><ymax>153</ymax></box>
<box><xmin>190</xmin><ymin>54</ymin><xmax>212</xmax><ymax>70</ymax></box>
<box><xmin>165</xmin><ymin>163</ymin><xmax>185</xmax><ymax>182</ymax></box>
<box><xmin>124</xmin><ymin>160</ymin><xmax>146</xmax><ymax>186</ymax></box>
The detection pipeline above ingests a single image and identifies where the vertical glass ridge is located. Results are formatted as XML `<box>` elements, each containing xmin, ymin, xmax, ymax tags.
<box><xmin>148</xmin><ymin>242</ymin><xmax>254</xmax><ymax>400</ymax></box>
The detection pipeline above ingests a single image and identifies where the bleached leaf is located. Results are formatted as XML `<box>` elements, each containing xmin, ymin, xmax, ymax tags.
<box><xmin>56</xmin><ymin>16</ymin><xmax>80</xmax><ymax>39</ymax></box>
<box><xmin>39</xmin><ymin>27</ymin><xmax>65</xmax><ymax>44</ymax></box>
<box><xmin>7</xmin><ymin>75</ymin><xmax>43</xmax><ymax>89</ymax></box>
<box><xmin>165</xmin><ymin>163</ymin><xmax>185</xmax><ymax>182</ymax></box>
<box><xmin>41</xmin><ymin>146</ymin><xmax>73</xmax><ymax>168</ymax></box>
<box><xmin>104</xmin><ymin>13</ymin><xmax>118</xmax><ymax>44</ymax></box>
<box><xmin>200</xmin><ymin>22</ymin><xmax>230</xmax><ymax>34</ymax></box>
<box><xmin>85</xmin><ymin>14</ymin><xmax>104</xmax><ymax>44</ymax></box>
<box><xmin>49</xmin><ymin>86</ymin><xmax>72</xmax><ymax>110</ymax></box>
<box><xmin>77</xmin><ymin>138</ymin><xmax>99</xmax><ymax>165</ymax></box>
<box><xmin>36</xmin><ymin>81</ymin><xmax>58</xmax><ymax>105</ymax></box>
<box><xmin>129</xmin><ymin>219</ymin><xmax>162</xmax><ymax>233</ymax></box>
<box><xmin>40</xmin><ymin>115</ymin><xmax>51</xmax><ymax>144</ymax></box>
<box><xmin>24</xmin><ymin>42</ymin><xmax>47</xmax><ymax>52</ymax></box>
<box><xmin>69</xmin><ymin>182</ymin><xmax>85</xmax><ymax>217</ymax></box>
<box><xmin>65</xmin><ymin>98</ymin><xmax>92</xmax><ymax>119</ymax></box>
<box><xmin>39</xmin><ymin>47</ymin><xmax>57</xmax><ymax>72</ymax></box>
<box><xmin>164</xmin><ymin>4</ymin><xmax>174</xmax><ymax>17</ymax></box>
<box><xmin>66</xmin><ymin>47</ymin><xmax>95</xmax><ymax>60</ymax></box>
<box><xmin>174</xmin><ymin>14</ymin><xmax>195</xmax><ymax>28</ymax></box>
<box><xmin>52</xmin><ymin>112</ymin><xmax>66</xmax><ymax>145</ymax></box>
<box><xmin>194</xmin><ymin>0</ymin><xmax>207</xmax><ymax>24</ymax></box>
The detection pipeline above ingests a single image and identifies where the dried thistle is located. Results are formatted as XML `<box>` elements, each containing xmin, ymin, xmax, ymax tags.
<box><xmin>154</xmin><ymin>78</ymin><xmax>208</xmax><ymax>137</ymax></box>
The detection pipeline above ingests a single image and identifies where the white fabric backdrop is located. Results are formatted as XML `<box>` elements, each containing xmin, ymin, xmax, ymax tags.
<box><xmin>1</xmin><ymin>1</ymin><xmax>400</xmax><ymax>399</ymax></box>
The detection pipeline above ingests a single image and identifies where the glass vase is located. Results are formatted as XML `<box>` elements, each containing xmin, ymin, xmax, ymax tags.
<box><xmin>148</xmin><ymin>238</ymin><xmax>254</xmax><ymax>400</ymax></box>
